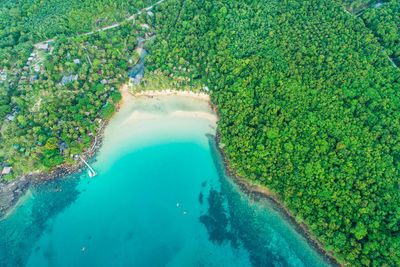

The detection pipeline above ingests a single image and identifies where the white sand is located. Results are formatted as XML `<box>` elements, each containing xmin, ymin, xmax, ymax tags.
<box><xmin>118</xmin><ymin>84</ymin><xmax>217</xmax><ymax>125</ymax></box>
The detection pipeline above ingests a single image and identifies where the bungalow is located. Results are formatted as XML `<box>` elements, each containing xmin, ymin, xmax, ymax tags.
<box><xmin>6</xmin><ymin>113</ymin><xmax>15</xmax><ymax>122</ymax></box>
<box><xmin>60</xmin><ymin>142</ymin><xmax>68</xmax><ymax>156</ymax></box>
<box><xmin>73</xmin><ymin>59</ymin><xmax>80</xmax><ymax>64</ymax></box>
<box><xmin>60</xmin><ymin>74</ymin><xmax>78</xmax><ymax>85</ymax></box>
<box><xmin>1</xmin><ymin>166</ymin><xmax>12</xmax><ymax>175</ymax></box>
<box><xmin>34</xmin><ymin>64</ymin><xmax>40</xmax><ymax>72</ymax></box>
<box><xmin>37</xmin><ymin>43</ymin><xmax>49</xmax><ymax>50</ymax></box>
<box><xmin>128</xmin><ymin>61</ymin><xmax>145</xmax><ymax>85</ymax></box>
<box><xmin>0</xmin><ymin>72</ymin><xmax>7</xmax><ymax>81</ymax></box>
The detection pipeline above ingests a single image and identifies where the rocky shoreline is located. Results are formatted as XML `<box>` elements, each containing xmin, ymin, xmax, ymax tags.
<box><xmin>0</xmin><ymin>103</ymin><xmax>115</xmax><ymax>219</ymax></box>
<box><xmin>213</xmin><ymin>129</ymin><xmax>342</xmax><ymax>266</ymax></box>
<box><xmin>208</xmin><ymin>99</ymin><xmax>342</xmax><ymax>266</ymax></box>
<box><xmin>1</xmin><ymin>89</ymin><xmax>342</xmax><ymax>267</ymax></box>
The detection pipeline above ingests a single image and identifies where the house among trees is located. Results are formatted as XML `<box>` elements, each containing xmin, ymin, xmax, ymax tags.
<box><xmin>1</xmin><ymin>166</ymin><xmax>12</xmax><ymax>175</ymax></box>
<box><xmin>37</xmin><ymin>43</ymin><xmax>49</xmax><ymax>50</ymax></box>
<box><xmin>60</xmin><ymin>142</ymin><xmax>68</xmax><ymax>156</ymax></box>
<box><xmin>128</xmin><ymin>61</ymin><xmax>145</xmax><ymax>85</ymax></box>
<box><xmin>60</xmin><ymin>74</ymin><xmax>78</xmax><ymax>85</ymax></box>
<box><xmin>0</xmin><ymin>71</ymin><xmax>6</xmax><ymax>81</ymax></box>
<box><xmin>6</xmin><ymin>113</ymin><xmax>15</xmax><ymax>122</ymax></box>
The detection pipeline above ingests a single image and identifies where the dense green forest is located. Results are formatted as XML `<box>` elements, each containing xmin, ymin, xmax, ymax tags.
<box><xmin>337</xmin><ymin>0</ymin><xmax>378</xmax><ymax>13</ymax></box>
<box><xmin>0</xmin><ymin>0</ymin><xmax>154</xmax><ymax>67</ymax></box>
<box><xmin>336</xmin><ymin>0</ymin><xmax>400</xmax><ymax>65</ymax></box>
<box><xmin>146</xmin><ymin>0</ymin><xmax>400</xmax><ymax>265</ymax></box>
<box><xmin>362</xmin><ymin>0</ymin><xmax>400</xmax><ymax>65</ymax></box>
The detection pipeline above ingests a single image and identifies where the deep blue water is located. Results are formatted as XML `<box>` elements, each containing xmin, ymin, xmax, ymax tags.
<box><xmin>0</xmin><ymin>98</ymin><xmax>333</xmax><ymax>267</ymax></box>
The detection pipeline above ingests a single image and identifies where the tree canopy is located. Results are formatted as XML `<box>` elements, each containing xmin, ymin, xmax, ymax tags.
<box><xmin>146</xmin><ymin>0</ymin><xmax>400</xmax><ymax>265</ymax></box>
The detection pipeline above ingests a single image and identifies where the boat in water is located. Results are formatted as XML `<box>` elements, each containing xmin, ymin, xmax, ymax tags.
<box><xmin>88</xmin><ymin>169</ymin><xmax>97</xmax><ymax>178</ymax></box>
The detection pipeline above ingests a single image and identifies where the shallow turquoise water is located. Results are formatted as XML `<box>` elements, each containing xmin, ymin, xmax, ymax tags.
<box><xmin>0</xmin><ymin>96</ymin><xmax>333</xmax><ymax>267</ymax></box>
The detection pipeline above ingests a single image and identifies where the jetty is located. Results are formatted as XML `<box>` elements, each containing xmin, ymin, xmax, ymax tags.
<box><xmin>79</xmin><ymin>155</ymin><xmax>97</xmax><ymax>177</ymax></box>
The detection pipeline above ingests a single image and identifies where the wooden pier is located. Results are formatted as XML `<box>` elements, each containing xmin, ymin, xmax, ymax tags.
<box><xmin>79</xmin><ymin>155</ymin><xmax>97</xmax><ymax>177</ymax></box>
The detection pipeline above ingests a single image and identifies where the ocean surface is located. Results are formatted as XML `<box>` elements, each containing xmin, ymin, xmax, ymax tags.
<box><xmin>0</xmin><ymin>96</ymin><xmax>333</xmax><ymax>267</ymax></box>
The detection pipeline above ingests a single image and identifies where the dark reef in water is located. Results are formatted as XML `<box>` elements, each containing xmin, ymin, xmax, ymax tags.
<box><xmin>0</xmin><ymin>175</ymin><xmax>81</xmax><ymax>267</ymax></box>
<box><xmin>199</xmin><ymin>189</ymin><xmax>239</xmax><ymax>249</ymax></box>
<box><xmin>205</xmin><ymin>132</ymin><xmax>339</xmax><ymax>267</ymax></box>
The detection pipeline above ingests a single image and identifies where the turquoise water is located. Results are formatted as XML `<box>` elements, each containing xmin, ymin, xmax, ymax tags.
<box><xmin>0</xmin><ymin>96</ymin><xmax>333</xmax><ymax>267</ymax></box>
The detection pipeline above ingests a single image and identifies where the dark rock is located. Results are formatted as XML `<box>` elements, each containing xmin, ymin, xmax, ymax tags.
<box><xmin>0</xmin><ymin>176</ymin><xmax>30</xmax><ymax>217</ymax></box>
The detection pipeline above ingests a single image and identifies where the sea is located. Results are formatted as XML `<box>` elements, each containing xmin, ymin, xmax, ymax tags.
<box><xmin>0</xmin><ymin>95</ymin><xmax>333</xmax><ymax>267</ymax></box>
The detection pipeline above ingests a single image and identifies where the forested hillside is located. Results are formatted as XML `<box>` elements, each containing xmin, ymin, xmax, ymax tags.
<box><xmin>0</xmin><ymin>0</ymin><xmax>154</xmax><ymax>67</ymax></box>
<box><xmin>362</xmin><ymin>0</ymin><xmax>400</xmax><ymax>65</ymax></box>
<box><xmin>147</xmin><ymin>0</ymin><xmax>400</xmax><ymax>265</ymax></box>
<box><xmin>337</xmin><ymin>0</ymin><xmax>377</xmax><ymax>13</ymax></box>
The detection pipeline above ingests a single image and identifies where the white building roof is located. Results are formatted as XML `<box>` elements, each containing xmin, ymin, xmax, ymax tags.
<box><xmin>1</xmin><ymin>167</ymin><xmax>12</xmax><ymax>175</ymax></box>
<box><xmin>37</xmin><ymin>43</ymin><xmax>49</xmax><ymax>50</ymax></box>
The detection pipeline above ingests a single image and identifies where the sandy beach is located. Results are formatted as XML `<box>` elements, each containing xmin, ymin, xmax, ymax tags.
<box><xmin>119</xmin><ymin>85</ymin><xmax>217</xmax><ymax>126</ymax></box>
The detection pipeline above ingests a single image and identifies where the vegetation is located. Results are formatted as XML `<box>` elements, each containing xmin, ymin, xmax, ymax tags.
<box><xmin>0</xmin><ymin>0</ymin><xmax>156</xmax><ymax>131</ymax></box>
<box><xmin>362</xmin><ymin>0</ymin><xmax>400</xmax><ymax>65</ymax></box>
<box><xmin>337</xmin><ymin>0</ymin><xmax>379</xmax><ymax>13</ymax></box>
<box><xmin>0</xmin><ymin>0</ymin><xmax>154</xmax><ymax>66</ymax></box>
<box><xmin>130</xmin><ymin>72</ymin><xmax>205</xmax><ymax>92</ymax></box>
<box><xmin>0</xmin><ymin>21</ymin><xmax>148</xmax><ymax>174</ymax></box>
<box><xmin>1</xmin><ymin>0</ymin><xmax>400</xmax><ymax>265</ymax></box>
<box><xmin>145</xmin><ymin>0</ymin><xmax>400</xmax><ymax>265</ymax></box>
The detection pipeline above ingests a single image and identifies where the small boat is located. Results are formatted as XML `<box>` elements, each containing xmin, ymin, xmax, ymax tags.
<box><xmin>88</xmin><ymin>170</ymin><xmax>93</xmax><ymax>178</ymax></box>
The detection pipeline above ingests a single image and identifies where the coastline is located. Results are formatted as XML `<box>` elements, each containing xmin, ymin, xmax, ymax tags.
<box><xmin>1</xmin><ymin>86</ymin><xmax>341</xmax><ymax>266</ymax></box>
<box><xmin>213</xmin><ymin>131</ymin><xmax>343</xmax><ymax>267</ymax></box>
<box><xmin>124</xmin><ymin>87</ymin><xmax>342</xmax><ymax>266</ymax></box>
<box><xmin>0</xmin><ymin>87</ymin><xmax>211</xmax><ymax>218</ymax></box>
<box><xmin>0</xmin><ymin>97</ymin><xmax>114</xmax><ymax>218</ymax></box>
